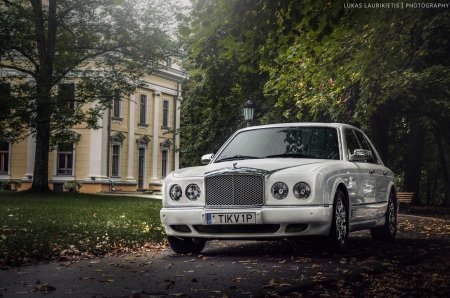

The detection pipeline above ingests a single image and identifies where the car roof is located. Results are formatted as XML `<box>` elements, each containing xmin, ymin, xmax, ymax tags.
<box><xmin>238</xmin><ymin>122</ymin><xmax>360</xmax><ymax>131</ymax></box>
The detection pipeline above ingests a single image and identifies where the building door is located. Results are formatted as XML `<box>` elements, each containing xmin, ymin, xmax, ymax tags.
<box><xmin>138</xmin><ymin>148</ymin><xmax>145</xmax><ymax>189</ymax></box>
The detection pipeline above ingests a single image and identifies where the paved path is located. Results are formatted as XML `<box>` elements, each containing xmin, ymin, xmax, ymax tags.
<box><xmin>0</xmin><ymin>214</ymin><xmax>448</xmax><ymax>297</ymax></box>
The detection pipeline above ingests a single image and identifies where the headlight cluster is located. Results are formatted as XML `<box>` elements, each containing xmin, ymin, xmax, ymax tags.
<box><xmin>271</xmin><ymin>182</ymin><xmax>311</xmax><ymax>200</ymax></box>
<box><xmin>169</xmin><ymin>184</ymin><xmax>201</xmax><ymax>201</ymax></box>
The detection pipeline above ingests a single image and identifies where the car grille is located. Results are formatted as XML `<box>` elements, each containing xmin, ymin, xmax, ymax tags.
<box><xmin>205</xmin><ymin>173</ymin><xmax>264</xmax><ymax>207</ymax></box>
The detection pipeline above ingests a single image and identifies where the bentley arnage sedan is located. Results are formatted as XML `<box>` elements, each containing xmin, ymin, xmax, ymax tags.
<box><xmin>160</xmin><ymin>123</ymin><xmax>397</xmax><ymax>253</ymax></box>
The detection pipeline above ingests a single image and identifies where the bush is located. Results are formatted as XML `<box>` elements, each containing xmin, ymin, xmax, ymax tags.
<box><xmin>63</xmin><ymin>181</ymin><xmax>81</xmax><ymax>193</ymax></box>
<box><xmin>0</xmin><ymin>180</ymin><xmax>22</xmax><ymax>191</ymax></box>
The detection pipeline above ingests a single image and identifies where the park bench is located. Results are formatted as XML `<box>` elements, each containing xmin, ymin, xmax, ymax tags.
<box><xmin>397</xmin><ymin>192</ymin><xmax>414</xmax><ymax>205</ymax></box>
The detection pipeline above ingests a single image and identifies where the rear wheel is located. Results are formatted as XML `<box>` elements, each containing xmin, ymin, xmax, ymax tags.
<box><xmin>167</xmin><ymin>236</ymin><xmax>206</xmax><ymax>254</ymax></box>
<box><xmin>371</xmin><ymin>190</ymin><xmax>397</xmax><ymax>242</ymax></box>
<box><xmin>328</xmin><ymin>189</ymin><xmax>349</xmax><ymax>252</ymax></box>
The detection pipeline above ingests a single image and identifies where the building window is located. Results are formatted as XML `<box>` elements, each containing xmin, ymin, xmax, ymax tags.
<box><xmin>162</xmin><ymin>100</ymin><xmax>169</xmax><ymax>128</ymax></box>
<box><xmin>111</xmin><ymin>144</ymin><xmax>120</xmax><ymax>177</ymax></box>
<box><xmin>139</xmin><ymin>94</ymin><xmax>147</xmax><ymax>124</ymax></box>
<box><xmin>113</xmin><ymin>90</ymin><xmax>121</xmax><ymax>119</ymax></box>
<box><xmin>0</xmin><ymin>142</ymin><xmax>10</xmax><ymax>175</ymax></box>
<box><xmin>57</xmin><ymin>143</ymin><xmax>73</xmax><ymax>175</ymax></box>
<box><xmin>161</xmin><ymin>150</ymin><xmax>168</xmax><ymax>178</ymax></box>
<box><xmin>59</xmin><ymin>83</ymin><xmax>75</xmax><ymax>110</ymax></box>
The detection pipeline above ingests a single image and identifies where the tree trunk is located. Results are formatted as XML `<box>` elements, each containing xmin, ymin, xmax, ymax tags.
<box><xmin>32</xmin><ymin>86</ymin><xmax>52</xmax><ymax>192</ymax></box>
<box><xmin>404</xmin><ymin>119</ymin><xmax>425</xmax><ymax>204</ymax></box>
<box><xmin>30</xmin><ymin>0</ymin><xmax>57</xmax><ymax>192</ymax></box>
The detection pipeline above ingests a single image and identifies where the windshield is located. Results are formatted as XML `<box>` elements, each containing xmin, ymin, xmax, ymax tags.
<box><xmin>214</xmin><ymin>126</ymin><xmax>340</xmax><ymax>162</ymax></box>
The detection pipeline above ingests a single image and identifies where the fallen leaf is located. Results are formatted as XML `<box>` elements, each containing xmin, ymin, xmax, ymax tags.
<box><xmin>184</xmin><ymin>259</ymin><xmax>196</xmax><ymax>263</ymax></box>
<box><xmin>32</xmin><ymin>284</ymin><xmax>56</xmax><ymax>293</ymax></box>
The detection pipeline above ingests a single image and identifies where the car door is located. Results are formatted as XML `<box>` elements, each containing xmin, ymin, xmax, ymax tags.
<box><xmin>354</xmin><ymin>130</ymin><xmax>388</xmax><ymax>205</ymax></box>
<box><xmin>344</xmin><ymin>129</ymin><xmax>378</xmax><ymax>221</ymax></box>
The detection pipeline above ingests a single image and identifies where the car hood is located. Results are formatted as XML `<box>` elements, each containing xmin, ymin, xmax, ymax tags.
<box><xmin>171</xmin><ymin>159</ymin><xmax>329</xmax><ymax>178</ymax></box>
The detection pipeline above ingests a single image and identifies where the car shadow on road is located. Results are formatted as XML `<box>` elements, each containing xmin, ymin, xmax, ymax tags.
<box><xmin>183</xmin><ymin>234</ymin><xmax>449</xmax><ymax>265</ymax></box>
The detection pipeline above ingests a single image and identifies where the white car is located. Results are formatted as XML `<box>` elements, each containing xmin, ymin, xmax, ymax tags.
<box><xmin>160</xmin><ymin>123</ymin><xmax>397</xmax><ymax>253</ymax></box>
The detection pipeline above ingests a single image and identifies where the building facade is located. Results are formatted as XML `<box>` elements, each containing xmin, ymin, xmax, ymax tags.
<box><xmin>0</xmin><ymin>63</ymin><xmax>185</xmax><ymax>193</ymax></box>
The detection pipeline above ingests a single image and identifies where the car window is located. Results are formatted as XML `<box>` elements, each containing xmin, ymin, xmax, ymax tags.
<box><xmin>354</xmin><ymin>130</ymin><xmax>378</xmax><ymax>164</ymax></box>
<box><xmin>214</xmin><ymin>127</ymin><xmax>340</xmax><ymax>161</ymax></box>
<box><xmin>344</xmin><ymin>128</ymin><xmax>377</xmax><ymax>163</ymax></box>
<box><xmin>344</xmin><ymin>129</ymin><xmax>360</xmax><ymax>156</ymax></box>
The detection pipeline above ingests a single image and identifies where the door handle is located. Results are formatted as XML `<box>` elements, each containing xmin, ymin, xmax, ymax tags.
<box><xmin>383</xmin><ymin>171</ymin><xmax>388</xmax><ymax>176</ymax></box>
<box><xmin>369</xmin><ymin>170</ymin><xmax>375</xmax><ymax>174</ymax></box>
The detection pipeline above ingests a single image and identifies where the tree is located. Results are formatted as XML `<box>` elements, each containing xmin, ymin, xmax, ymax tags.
<box><xmin>181</xmin><ymin>0</ymin><xmax>450</xmax><ymax>204</ymax></box>
<box><xmin>263</xmin><ymin>4</ymin><xmax>450</xmax><ymax>204</ymax></box>
<box><xmin>179</xmin><ymin>0</ymin><xmax>288</xmax><ymax>166</ymax></box>
<box><xmin>0</xmin><ymin>0</ymin><xmax>181</xmax><ymax>191</ymax></box>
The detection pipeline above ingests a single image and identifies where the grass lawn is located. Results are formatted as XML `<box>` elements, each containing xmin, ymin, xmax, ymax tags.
<box><xmin>0</xmin><ymin>191</ymin><xmax>165</xmax><ymax>266</ymax></box>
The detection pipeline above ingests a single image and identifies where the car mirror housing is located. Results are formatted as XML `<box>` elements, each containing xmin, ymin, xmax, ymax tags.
<box><xmin>349</xmin><ymin>149</ymin><xmax>373</xmax><ymax>163</ymax></box>
<box><xmin>201</xmin><ymin>153</ymin><xmax>214</xmax><ymax>165</ymax></box>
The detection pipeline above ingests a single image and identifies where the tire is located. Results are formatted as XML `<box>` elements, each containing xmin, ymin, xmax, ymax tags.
<box><xmin>371</xmin><ymin>190</ymin><xmax>397</xmax><ymax>242</ymax></box>
<box><xmin>327</xmin><ymin>189</ymin><xmax>349</xmax><ymax>252</ymax></box>
<box><xmin>167</xmin><ymin>236</ymin><xmax>206</xmax><ymax>254</ymax></box>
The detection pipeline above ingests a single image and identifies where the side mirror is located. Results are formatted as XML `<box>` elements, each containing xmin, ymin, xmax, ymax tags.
<box><xmin>349</xmin><ymin>149</ymin><xmax>373</xmax><ymax>163</ymax></box>
<box><xmin>201</xmin><ymin>153</ymin><xmax>214</xmax><ymax>165</ymax></box>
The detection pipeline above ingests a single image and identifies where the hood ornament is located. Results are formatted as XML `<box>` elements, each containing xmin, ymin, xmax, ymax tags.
<box><xmin>232</xmin><ymin>162</ymin><xmax>238</xmax><ymax>169</ymax></box>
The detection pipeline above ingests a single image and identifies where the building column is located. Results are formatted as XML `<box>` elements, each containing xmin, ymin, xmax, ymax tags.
<box><xmin>150</xmin><ymin>91</ymin><xmax>161</xmax><ymax>184</ymax></box>
<box><xmin>126</xmin><ymin>93</ymin><xmax>136</xmax><ymax>183</ymax></box>
<box><xmin>86</xmin><ymin>109</ymin><xmax>108</xmax><ymax>182</ymax></box>
<box><xmin>22</xmin><ymin>133</ymin><xmax>36</xmax><ymax>181</ymax></box>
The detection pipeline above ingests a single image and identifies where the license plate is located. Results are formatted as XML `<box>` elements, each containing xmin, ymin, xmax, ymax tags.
<box><xmin>206</xmin><ymin>213</ymin><xmax>256</xmax><ymax>225</ymax></box>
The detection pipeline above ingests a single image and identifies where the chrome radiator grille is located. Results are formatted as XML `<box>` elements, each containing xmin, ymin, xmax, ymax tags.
<box><xmin>205</xmin><ymin>174</ymin><xmax>264</xmax><ymax>207</ymax></box>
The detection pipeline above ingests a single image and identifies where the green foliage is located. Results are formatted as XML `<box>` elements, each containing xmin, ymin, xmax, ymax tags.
<box><xmin>262</xmin><ymin>3</ymin><xmax>450</xmax><ymax>204</ymax></box>
<box><xmin>0</xmin><ymin>180</ymin><xmax>22</xmax><ymax>191</ymax></box>
<box><xmin>180</xmin><ymin>0</ymin><xmax>281</xmax><ymax>166</ymax></box>
<box><xmin>181</xmin><ymin>0</ymin><xmax>450</xmax><ymax>204</ymax></box>
<box><xmin>0</xmin><ymin>192</ymin><xmax>165</xmax><ymax>266</ymax></box>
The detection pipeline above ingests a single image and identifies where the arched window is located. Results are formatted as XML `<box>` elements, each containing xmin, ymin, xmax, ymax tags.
<box><xmin>110</xmin><ymin>132</ymin><xmax>126</xmax><ymax>177</ymax></box>
<box><xmin>160</xmin><ymin>139</ymin><xmax>171</xmax><ymax>178</ymax></box>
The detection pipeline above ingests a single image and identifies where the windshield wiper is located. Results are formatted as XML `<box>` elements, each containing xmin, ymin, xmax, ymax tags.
<box><xmin>264</xmin><ymin>153</ymin><xmax>318</xmax><ymax>159</ymax></box>
<box><xmin>215</xmin><ymin>155</ymin><xmax>261</xmax><ymax>163</ymax></box>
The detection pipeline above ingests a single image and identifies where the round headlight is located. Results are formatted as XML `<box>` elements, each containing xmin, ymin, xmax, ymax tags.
<box><xmin>169</xmin><ymin>184</ymin><xmax>182</xmax><ymax>201</ymax></box>
<box><xmin>185</xmin><ymin>184</ymin><xmax>201</xmax><ymax>201</ymax></box>
<box><xmin>271</xmin><ymin>182</ymin><xmax>288</xmax><ymax>200</ymax></box>
<box><xmin>293</xmin><ymin>182</ymin><xmax>311</xmax><ymax>199</ymax></box>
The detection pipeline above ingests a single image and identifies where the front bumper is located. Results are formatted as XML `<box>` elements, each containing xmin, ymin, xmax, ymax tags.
<box><xmin>160</xmin><ymin>205</ymin><xmax>333</xmax><ymax>239</ymax></box>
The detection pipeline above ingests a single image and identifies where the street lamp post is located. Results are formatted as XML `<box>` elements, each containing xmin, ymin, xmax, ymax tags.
<box><xmin>243</xmin><ymin>99</ymin><xmax>255</xmax><ymax>127</ymax></box>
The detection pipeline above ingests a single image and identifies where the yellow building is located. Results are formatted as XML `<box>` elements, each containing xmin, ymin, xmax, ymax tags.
<box><xmin>0</xmin><ymin>62</ymin><xmax>186</xmax><ymax>193</ymax></box>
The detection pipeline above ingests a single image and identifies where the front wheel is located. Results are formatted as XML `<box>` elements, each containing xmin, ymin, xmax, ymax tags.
<box><xmin>327</xmin><ymin>189</ymin><xmax>349</xmax><ymax>252</ymax></box>
<box><xmin>371</xmin><ymin>191</ymin><xmax>397</xmax><ymax>242</ymax></box>
<box><xmin>167</xmin><ymin>236</ymin><xmax>206</xmax><ymax>254</ymax></box>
